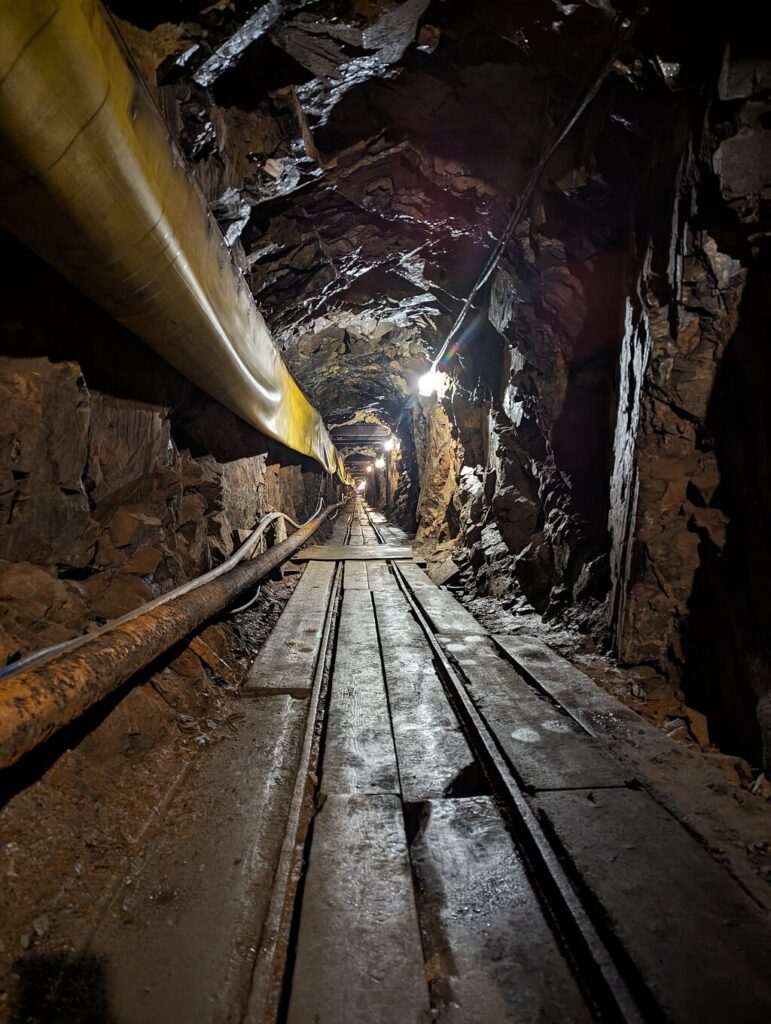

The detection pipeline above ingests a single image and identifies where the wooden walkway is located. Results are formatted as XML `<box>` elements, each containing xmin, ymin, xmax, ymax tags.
<box><xmin>74</xmin><ymin>498</ymin><xmax>771</xmax><ymax>1023</ymax></box>
<box><xmin>247</xmin><ymin>499</ymin><xmax>771</xmax><ymax>1024</ymax></box>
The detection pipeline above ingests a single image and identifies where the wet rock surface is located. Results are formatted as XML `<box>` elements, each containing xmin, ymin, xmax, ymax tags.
<box><xmin>99</xmin><ymin>0</ymin><xmax>771</xmax><ymax>771</ymax></box>
<box><xmin>0</xmin><ymin>229</ymin><xmax>325</xmax><ymax>693</ymax></box>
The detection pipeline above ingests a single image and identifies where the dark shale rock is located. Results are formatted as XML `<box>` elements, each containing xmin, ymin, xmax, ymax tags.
<box><xmin>2</xmin><ymin>0</ymin><xmax>769</xmax><ymax>776</ymax></box>
<box><xmin>0</xmin><ymin>359</ymin><xmax>96</xmax><ymax>568</ymax></box>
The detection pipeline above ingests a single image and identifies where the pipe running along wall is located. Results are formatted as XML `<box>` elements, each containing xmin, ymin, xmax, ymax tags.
<box><xmin>0</xmin><ymin>501</ymin><xmax>343</xmax><ymax>771</ymax></box>
<box><xmin>0</xmin><ymin>0</ymin><xmax>352</xmax><ymax>485</ymax></box>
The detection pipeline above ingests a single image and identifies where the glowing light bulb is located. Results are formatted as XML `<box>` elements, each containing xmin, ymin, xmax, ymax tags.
<box><xmin>356</xmin><ymin>481</ymin><xmax>365</xmax><ymax>492</ymax></box>
<box><xmin>366</xmin><ymin>464</ymin><xmax>373</xmax><ymax>473</ymax></box>
<box><xmin>417</xmin><ymin>368</ymin><xmax>449</xmax><ymax>398</ymax></box>
<box><xmin>375</xmin><ymin>456</ymin><xmax>385</xmax><ymax>469</ymax></box>
<box><xmin>384</xmin><ymin>438</ymin><xmax>394</xmax><ymax>452</ymax></box>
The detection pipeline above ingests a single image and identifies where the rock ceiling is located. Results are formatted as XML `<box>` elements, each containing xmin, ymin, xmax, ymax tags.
<box><xmin>110</xmin><ymin>0</ymin><xmax>621</xmax><ymax>426</ymax></box>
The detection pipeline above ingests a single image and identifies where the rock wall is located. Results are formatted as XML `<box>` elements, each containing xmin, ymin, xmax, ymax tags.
<box><xmin>416</xmin><ymin>16</ymin><xmax>771</xmax><ymax>769</ymax></box>
<box><xmin>0</xmin><ymin>232</ymin><xmax>325</xmax><ymax>665</ymax></box>
<box><xmin>4</xmin><ymin>0</ymin><xmax>767</xmax><ymax>773</ymax></box>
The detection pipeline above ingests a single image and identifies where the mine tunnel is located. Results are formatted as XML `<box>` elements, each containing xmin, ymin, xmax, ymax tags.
<box><xmin>0</xmin><ymin>0</ymin><xmax>770</xmax><ymax>1021</ymax></box>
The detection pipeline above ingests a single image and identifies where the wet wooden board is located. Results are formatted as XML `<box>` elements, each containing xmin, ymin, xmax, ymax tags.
<box><xmin>373</xmin><ymin>591</ymin><xmax>476</xmax><ymax>802</ymax></box>
<box><xmin>298</xmin><ymin>560</ymin><xmax>336</xmax><ymax>589</ymax></box>
<box><xmin>380</xmin><ymin>524</ymin><xmax>409</xmax><ymax>544</ymax></box>
<box><xmin>366</xmin><ymin>560</ymin><xmax>398</xmax><ymax>591</ymax></box>
<box><xmin>396</xmin><ymin>561</ymin><xmax>435</xmax><ymax>588</ymax></box>
<box><xmin>493</xmin><ymin>634</ymin><xmax>644</xmax><ymax>739</ymax></box>
<box><xmin>242</xmin><ymin>564</ymin><xmax>334</xmax><ymax>696</ymax></box>
<box><xmin>321</xmin><ymin>593</ymin><xmax>400</xmax><ymax>796</ymax></box>
<box><xmin>294</xmin><ymin>544</ymin><xmax>412</xmax><ymax>560</ymax></box>
<box><xmin>401</xmin><ymin>575</ymin><xmax>488</xmax><ymax>636</ymax></box>
<box><xmin>411</xmin><ymin>797</ymin><xmax>592</xmax><ymax>1023</ymax></box>
<box><xmin>535</xmin><ymin>787</ymin><xmax>771</xmax><ymax>1022</ymax></box>
<box><xmin>288</xmin><ymin>794</ymin><xmax>430</xmax><ymax>1024</ymax></box>
<box><xmin>343</xmin><ymin>560</ymin><xmax>369</xmax><ymax>590</ymax></box>
<box><xmin>88</xmin><ymin>696</ymin><xmax>308</xmax><ymax>1024</ymax></box>
<box><xmin>439</xmin><ymin>636</ymin><xmax>629</xmax><ymax>790</ymax></box>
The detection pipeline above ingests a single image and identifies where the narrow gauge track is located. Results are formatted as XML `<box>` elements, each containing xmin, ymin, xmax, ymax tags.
<box><xmin>1</xmin><ymin>499</ymin><xmax>768</xmax><ymax>1023</ymax></box>
<box><xmin>246</xmin><ymin>499</ymin><xmax>770</xmax><ymax>1024</ymax></box>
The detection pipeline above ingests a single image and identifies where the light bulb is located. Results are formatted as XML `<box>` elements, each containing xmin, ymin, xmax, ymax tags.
<box><xmin>417</xmin><ymin>368</ymin><xmax>449</xmax><ymax>398</ymax></box>
<box><xmin>375</xmin><ymin>456</ymin><xmax>385</xmax><ymax>469</ymax></box>
<box><xmin>366</xmin><ymin>464</ymin><xmax>373</xmax><ymax>473</ymax></box>
<box><xmin>384</xmin><ymin>438</ymin><xmax>394</xmax><ymax>452</ymax></box>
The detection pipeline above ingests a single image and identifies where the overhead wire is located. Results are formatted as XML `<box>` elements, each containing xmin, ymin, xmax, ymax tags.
<box><xmin>428</xmin><ymin>11</ymin><xmax>639</xmax><ymax>375</ymax></box>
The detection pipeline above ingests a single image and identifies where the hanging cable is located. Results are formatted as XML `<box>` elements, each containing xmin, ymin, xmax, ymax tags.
<box><xmin>428</xmin><ymin>12</ymin><xmax>639</xmax><ymax>375</ymax></box>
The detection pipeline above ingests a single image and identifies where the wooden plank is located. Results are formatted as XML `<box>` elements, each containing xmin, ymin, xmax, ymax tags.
<box><xmin>343</xmin><ymin>560</ymin><xmax>369</xmax><ymax>590</ymax></box>
<box><xmin>89</xmin><ymin>697</ymin><xmax>308</xmax><ymax>1024</ymax></box>
<box><xmin>297</xmin><ymin>560</ymin><xmax>335</xmax><ymax>589</ymax></box>
<box><xmin>495</xmin><ymin>635</ymin><xmax>771</xmax><ymax>912</ymax></box>
<box><xmin>439</xmin><ymin>636</ymin><xmax>629</xmax><ymax>790</ymax></box>
<box><xmin>493</xmin><ymin>634</ymin><xmax>643</xmax><ymax>739</ymax></box>
<box><xmin>373</xmin><ymin>591</ymin><xmax>476</xmax><ymax>802</ymax></box>
<box><xmin>535</xmin><ymin>787</ymin><xmax>771</xmax><ymax>1022</ymax></box>
<box><xmin>366</xmin><ymin>560</ymin><xmax>398</xmax><ymax>591</ymax></box>
<box><xmin>321</xmin><ymin>593</ymin><xmax>399</xmax><ymax>796</ymax></box>
<box><xmin>242</xmin><ymin>566</ymin><xmax>334</xmax><ymax>696</ymax></box>
<box><xmin>403</xmin><ymin>580</ymin><xmax>488</xmax><ymax>636</ymax></box>
<box><xmin>411</xmin><ymin>797</ymin><xmax>592</xmax><ymax>1023</ymax></box>
<box><xmin>294</xmin><ymin>545</ymin><xmax>412</xmax><ymax>561</ymax></box>
<box><xmin>396</xmin><ymin>562</ymin><xmax>435</xmax><ymax>588</ymax></box>
<box><xmin>287</xmin><ymin>794</ymin><xmax>430</xmax><ymax>1024</ymax></box>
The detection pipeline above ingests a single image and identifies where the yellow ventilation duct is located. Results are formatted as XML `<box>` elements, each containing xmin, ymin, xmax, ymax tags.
<box><xmin>0</xmin><ymin>0</ymin><xmax>352</xmax><ymax>486</ymax></box>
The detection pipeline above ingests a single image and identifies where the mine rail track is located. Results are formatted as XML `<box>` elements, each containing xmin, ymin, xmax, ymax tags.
<box><xmin>368</xmin><ymin>510</ymin><xmax>640</xmax><ymax>1022</ymax></box>
<box><xmin>363</xmin><ymin>508</ymin><xmax>639</xmax><ymax>1019</ymax></box>
<box><xmin>2</xmin><ymin>499</ymin><xmax>769</xmax><ymax>1024</ymax></box>
<box><xmin>245</xmin><ymin>500</ymin><xmax>770</xmax><ymax>1024</ymax></box>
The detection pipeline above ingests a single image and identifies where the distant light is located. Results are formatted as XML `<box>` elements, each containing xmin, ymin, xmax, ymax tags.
<box><xmin>366</xmin><ymin>464</ymin><xmax>373</xmax><ymax>473</ymax></box>
<box><xmin>418</xmin><ymin>368</ymin><xmax>449</xmax><ymax>398</ymax></box>
<box><xmin>356</xmin><ymin>481</ymin><xmax>366</xmax><ymax>492</ymax></box>
<box><xmin>375</xmin><ymin>456</ymin><xmax>385</xmax><ymax>469</ymax></box>
<box><xmin>384</xmin><ymin>438</ymin><xmax>394</xmax><ymax>452</ymax></box>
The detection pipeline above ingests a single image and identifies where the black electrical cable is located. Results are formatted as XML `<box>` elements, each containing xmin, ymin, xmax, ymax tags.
<box><xmin>428</xmin><ymin>10</ymin><xmax>642</xmax><ymax>373</ymax></box>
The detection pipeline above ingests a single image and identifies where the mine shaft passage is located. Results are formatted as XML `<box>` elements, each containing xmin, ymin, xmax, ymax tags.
<box><xmin>1</xmin><ymin>1</ymin><xmax>770</xmax><ymax>1023</ymax></box>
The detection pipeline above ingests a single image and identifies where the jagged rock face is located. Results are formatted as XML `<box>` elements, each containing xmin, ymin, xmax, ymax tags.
<box><xmin>0</xmin><ymin>236</ymin><xmax>324</xmax><ymax>666</ymax></box>
<box><xmin>109</xmin><ymin>0</ymin><xmax>618</xmax><ymax>428</ymax></box>
<box><xmin>108</xmin><ymin>0</ymin><xmax>771</xmax><ymax>767</ymax></box>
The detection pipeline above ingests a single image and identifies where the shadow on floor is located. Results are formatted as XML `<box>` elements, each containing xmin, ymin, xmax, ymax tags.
<box><xmin>11</xmin><ymin>953</ymin><xmax>117</xmax><ymax>1024</ymax></box>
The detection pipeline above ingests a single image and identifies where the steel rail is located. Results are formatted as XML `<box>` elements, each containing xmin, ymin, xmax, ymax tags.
<box><xmin>0</xmin><ymin>503</ymin><xmax>343</xmax><ymax>772</ymax></box>
<box><xmin>388</xmin><ymin>560</ymin><xmax>645</xmax><ymax>1023</ymax></box>
<box><xmin>244</xmin><ymin>562</ymin><xmax>343</xmax><ymax>1024</ymax></box>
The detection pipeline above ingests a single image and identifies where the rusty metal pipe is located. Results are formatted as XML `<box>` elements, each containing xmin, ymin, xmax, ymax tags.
<box><xmin>0</xmin><ymin>504</ymin><xmax>342</xmax><ymax>771</ymax></box>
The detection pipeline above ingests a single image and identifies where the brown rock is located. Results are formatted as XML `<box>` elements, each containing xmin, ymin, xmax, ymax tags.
<box><xmin>684</xmin><ymin>708</ymin><xmax>711</xmax><ymax>748</ymax></box>
<box><xmin>178</xmin><ymin>492</ymin><xmax>207</xmax><ymax>526</ymax></box>
<box><xmin>0</xmin><ymin>561</ymin><xmax>57</xmax><ymax>620</ymax></box>
<box><xmin>0</xmin><ymin>358</ymin><xmax>97</xmax><ymax>567</ymax></box>
<box><xmin>428</xmin><ymin>557</ymin><xmax>460</xmax><ymax>587</ymax></box>
<box><xmin>123</xmin><ymin>546</ymin><xmax>163</xmax><ymax>575</ymax></box>
<box><xmin>84</xmin><ymin>573</ymin><xmax>154</xmax><ymax>620</ymax></box>
<box><xmin>110</xmin><ymin>506</ymin><xmax>162</xmax><ymax>548</ymax></box>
